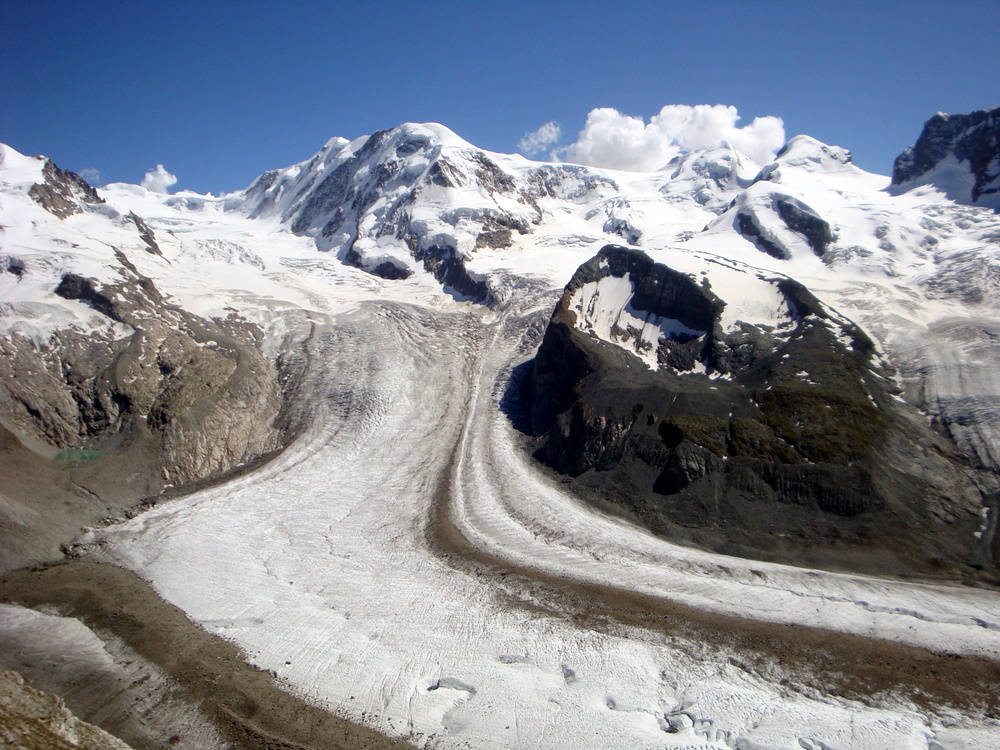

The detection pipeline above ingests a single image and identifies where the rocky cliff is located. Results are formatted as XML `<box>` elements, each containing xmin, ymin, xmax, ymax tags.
<box><xmin>526</xmin><ymin>245</ymin><xmax>992</xmax><ymax>580</ymax></box>
<box><xmin>892</xmin><ymin>105</ymin><xmax>1000</xmax><ymax>209</ymax></box>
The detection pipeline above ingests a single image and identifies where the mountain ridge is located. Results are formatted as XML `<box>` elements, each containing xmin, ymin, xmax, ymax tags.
<box><xmin>4</xmin><ymin>106</ymin><xmax>1000</xmax><ymax>750</ymax></box>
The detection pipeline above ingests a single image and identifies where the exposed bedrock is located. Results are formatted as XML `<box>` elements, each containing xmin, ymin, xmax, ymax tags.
<box><xmin>0</xmin><ymin>261</ymin><xmax>304</xmax><ymax>572</ymax></box>
<box><xmin>524</xmin><ymin>245</ymin><xmax>992</xmax><ymax>580</ymax></box>
<box><xmin>892</xmin><ymin>105</ymin><xmax>1000</xmax><ymax>209</ymax></box>
<box><xmin>0</xmin><ymin>666</ymin><xmax>133</xmax><ymax>750</ymax></box>
<box><xmin>27</xmin><ymin>158</ymin><xmax>105</xmax><ymax>219</ymax></box>
<box><xmin>734</xmin><ymin>192</ymin><xmax>835</xmax><ymax>259</ymax></box>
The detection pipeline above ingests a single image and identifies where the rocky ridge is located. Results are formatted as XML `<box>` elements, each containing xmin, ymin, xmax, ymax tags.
<box><xmin>892</xmin><ymin>105</ymin><xmax>1000</xmax><ymax>209</ymax></box>
<box><xmin>0</xmin><ymin>668</ymin><xmax>134</xmax><ymax>750</ymax></box>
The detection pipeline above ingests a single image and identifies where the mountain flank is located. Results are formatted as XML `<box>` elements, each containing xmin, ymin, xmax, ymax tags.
<box><xmin>524</xmin><ymin>244</ymin><xmax>995</xmax><ymax>580</ymax></box>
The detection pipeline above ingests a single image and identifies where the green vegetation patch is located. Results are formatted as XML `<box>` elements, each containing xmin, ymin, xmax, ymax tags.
<box><xmin>55</xmin><ymin>449</ymin><xmax>106</xmax><ymax>462</ymax></box>
<box><xmin>727</xmin><ymin>416</ymin><xmax>801</xmax><ymax>464</ymax></box>
<box><xmin>756</xmin><ymin>386</ymin><xmax>886</xmax><ymax>464</ymax></box>
<box><xmin>658</xmin><ymin>415</ymin><xmax>729</xmax><ymax>457</ymax></box>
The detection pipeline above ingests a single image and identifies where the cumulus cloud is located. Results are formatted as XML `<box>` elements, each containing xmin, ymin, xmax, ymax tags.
<box><xmin>562</xmin><ymin>104</ymin><xmax>785</xmax><ymax>171</ymax></box>
<box><xmin>141</xmin><ymin>164</ymin><xmax>178</xmax><ymax>193</ymax></box>
<box><xmin>78</xmin><ymin>167</ymin><xmax>101</xmax><ymax>186</ymax></box>
<box><xmin>518</xmin><ymin>121</ymin><xmax>562</xmax><ymax>157</ymax></box>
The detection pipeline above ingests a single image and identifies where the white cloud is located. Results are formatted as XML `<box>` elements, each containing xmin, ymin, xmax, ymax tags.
<box><xmin>518</xmin><ymin>121</ymin><xmax>562</xmax><ymax>157</ymax></box>
<box><xmin>562</xmin><ymin>104</ymin><xmax>785</xmax><ymax>171</ymax></box>
<box><xmin>141</xmin><ymin>164</ymin><xmax>178</xmax><ymax>193</ymax></box>
<box><xmin>78</xmin><ymin>167</ymin><xmax>101</xmax><ymax>185</ymax></box>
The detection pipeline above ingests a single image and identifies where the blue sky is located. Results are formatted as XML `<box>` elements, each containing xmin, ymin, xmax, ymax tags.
<box><xmin>3</xmin><ymin>1</ymin><xmax>998</xmax><ymax>194</ymax></box>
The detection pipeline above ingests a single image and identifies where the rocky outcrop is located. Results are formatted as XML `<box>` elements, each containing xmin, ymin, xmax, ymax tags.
<box><xmin>892</xmin><ymin>106</ymin><xmax>1000</xmax><ymax>208</ymax></box>
<box><xmin>524</xmin><ymin>245</ymin><xmax>989</xmax><ymax>579</ymax></box>
<box><xmin>27</xmin><ymin>159</ymin><xmax>105</xmax><ymax>219</ymax></box>
<box><xmin>735</xmin><ymin>210</ymin><xmax>787</xmax><ymax>259</ymax></box>
<box><xmin>0</xmin><ymin>668</ymin><xmax>133</xmax><ymax>750</ymax></box>
<box><xmin>773</xmin><ymin>195</ymin><xmax>835</xmax><ymax>256</ymax></box>
<box><xmin>732</xmin><ymin>189</ymin><xmax>835</xmax><ymax>259</ymax></box>
<box><xmin>0</xmin><ymin>257</ymin><xmax>290</xmax><ymax>493</ymax></box>
<box><xmin>123</xmin><ymin>212</ymin><xmax>160</xmax><ymax>255</ymax></box>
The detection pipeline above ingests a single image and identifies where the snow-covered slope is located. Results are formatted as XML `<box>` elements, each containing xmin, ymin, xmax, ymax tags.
<box><xmin>4</xmin><ymin>109</ymin><xmax>1000</xmax><ymax>749</ymax></box>
<box><xmin>226</xmin><ymin>122</ymin><xmax>755</xmax><ymax>303</ymax></box>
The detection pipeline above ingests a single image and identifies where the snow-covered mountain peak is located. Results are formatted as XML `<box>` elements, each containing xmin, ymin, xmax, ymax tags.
<box><xmin>771</xmin><ymin>135</ymin><xmax>854</xmax><ymax>173</ymax></box>
<box><xmin>658</xmin><ymin>144</ymin><xmax>759</xmax><ymax>209</ymax></box>
<box><xmin>1</xmin><ymin>143</ymin><xmax>106</xmax><ymax>222</ymax></box>
<box><xmin>230</xmin><ymin>122</ymin><xmax>548</xmax><ymax>295</ymax></box>
<box><xmin>663</xmin><ymin>143</ymin><xmax>760</xmax><ymax>180</ymax></box>
<box><xmin>0</xmin><ymin>144</ymin><xmax>46</xmax><ymax>187</ymax></box>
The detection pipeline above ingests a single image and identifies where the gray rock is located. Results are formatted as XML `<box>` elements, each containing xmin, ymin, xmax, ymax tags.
<box><xmin>124</xmin><ymin>212</ymin><xmax>160</xmax><ymax>255</ymax></box>
<box><xmin>0</xmin><ymin>255</ymin><xmax>293</xmax><ymax>512</ymax></box>
<box><xmin>774</xmin><ymin>195</ymin><xmax>835</xmax><ymax>256</ymax></box>
<box><xmin>27</xmin><ymin>159</ymin><xmax>105</xmax><ymax>219</ymax></box>
<box><xmin>892</xmin><ymin>105</ymin><xmax>1000</xmax><ymax>208</ymax></box>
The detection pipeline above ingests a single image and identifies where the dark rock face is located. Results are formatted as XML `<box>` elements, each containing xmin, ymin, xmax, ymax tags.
<box><xmin>125</xmin><ymin>212</ymin><xmax>161</xmax><ymax>255</ymax></box>
<box><xmin>524</xmin><ymin>245</ymin><xmax>988</xmax><ymax>578</ymax></box>
<box><xmin>343</xmin><ymin>249</ymin><xmax>414</xmax><ymax>280</ymax></box>
<box><xmin>774</xmin><ymin>196</ymin><xmax>834</xmax><ymax>256</ymax></box>
<box><xmin>371</xmin><ymin>261</ymin><xmax>413</xmax><ymax>280</ymax></box>
<box><xmin>736</xmin><ymin>210</ymin><xmax>786</xmax><ymax>259</ymax></box>
<box><xmin>892</xmin><ymin>106</ymin><xmax>1000</xmax><ymax>206</ymax></box>
<box><xmin>54</xmin><ymin>273</ymin><xmax>129</xmax><ymax>323</ymax></box>
<box><xmin>734</xmin><ymin>194</ymin><xmax>834</xmax><ymax>259</ymax></box>
<box><xmin>3</xmin><ymin>256</ymin><xmax>25</xmax><ymax>277</ymax></box>
<box><xmin>413</xmin><ymin>244</ymin><xmax>492</xmax><ymax>302</ymax></box>
<box><xmin>27</xmin><ymin>159</ymin><xmax>105</xmax><ymax>219</ymax></box>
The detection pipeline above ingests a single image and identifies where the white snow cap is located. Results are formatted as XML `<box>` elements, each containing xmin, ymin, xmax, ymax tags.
<box><xmin>563</xmin><ymin>104</ymin><xmax>786</xmax><ymax>171</ymax></box>
<box><xmin>141</xmin><ymin>164</ymin><xmax>178</xmax><ymax>193</ymax></box>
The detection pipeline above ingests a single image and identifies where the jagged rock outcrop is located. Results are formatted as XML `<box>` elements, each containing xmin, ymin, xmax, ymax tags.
<box><xmin>892</xmin><ymin>105</ymin><xmax>1000</xmax><ymax>209</ymax></box>
<box><xmin>123</xmin><ymin>212</ymin><xmax>160</xmax><ymax>255</ymax></box>
<box><xmin>27</xmin><ymin>159</ymin><xmax>105</xmax><ymax>219</ymax></box>
<box><xmin>525</xmin><ymin>245</ymin><xmax>989</xmax><ymax>578</ymax></box>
